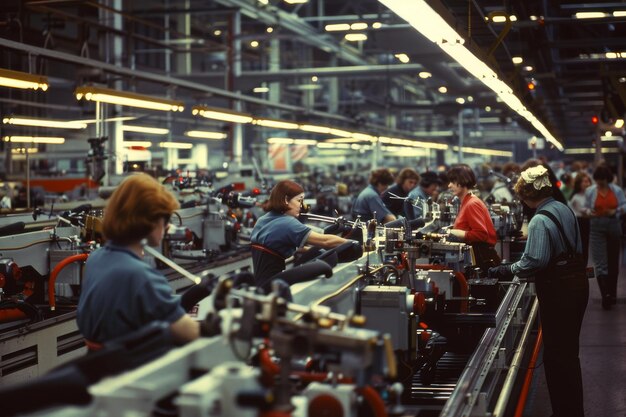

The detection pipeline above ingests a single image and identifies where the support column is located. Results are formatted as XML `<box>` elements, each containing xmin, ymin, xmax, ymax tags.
<box><xmin>175</xmin><ymin>0</ymin><xmax>192</xmax><ymax>75</ymax></box>
<box><xmin>229</xmin><ymin>11</ymin><xmax>243</xmax><ymax>167</ymax></box>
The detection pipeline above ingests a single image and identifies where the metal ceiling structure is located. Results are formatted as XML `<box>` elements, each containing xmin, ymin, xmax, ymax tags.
<box><xmin>1</xmin><ymin>0</ymin><xmax>625</xmax><ymax>170</ymax></box>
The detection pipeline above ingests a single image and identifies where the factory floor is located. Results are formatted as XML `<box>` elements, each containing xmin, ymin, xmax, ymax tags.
<box><xmin>524</xmin><ymin>248</ymin><xmax>626</xmax><ymax>417</ymax></box>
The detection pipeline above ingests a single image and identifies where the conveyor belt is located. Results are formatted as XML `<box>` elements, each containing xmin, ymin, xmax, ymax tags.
<box><xmin>409</xmin><ymin>353</ymin><xmax>470</xmax><ymax>404</ymax></box>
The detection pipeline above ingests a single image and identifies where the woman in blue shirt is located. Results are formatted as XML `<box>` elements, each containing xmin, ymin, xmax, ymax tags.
<box><xmin>77</xmin><ymin>174</ymin><xmax>201</xmax><ymax>346</ymax></box>
<box><xmin>251</xmin><ymin>180</ymin><xmax>347</xmax><ymax>290</ymax></box>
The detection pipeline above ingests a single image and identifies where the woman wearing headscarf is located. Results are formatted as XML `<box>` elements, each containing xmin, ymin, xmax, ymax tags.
<box><xmin>489</xmin><ymin>165</ymin><xmax>588</xmax><ymax>417</ymax></box>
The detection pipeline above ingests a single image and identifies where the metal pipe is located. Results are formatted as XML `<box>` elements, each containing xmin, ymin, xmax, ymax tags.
<box><xmin>492</xmin><ymin>297</ymin><xmax>539</xmax><ymax>417</ymax></box>
<box><xmin>142</xmin><ymin>244</ymin><xmax>200</xmax><ymax>285</ymax></box>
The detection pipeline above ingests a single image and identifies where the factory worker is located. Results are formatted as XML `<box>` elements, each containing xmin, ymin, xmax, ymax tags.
<box><xmin>382</xmin><ymin>168</ymin><xmax>419</xmax><ymax>217</ymax></box>
<box><xmin>250</xmin><ymin>180</ymin><xmax>347</xmax><ymax>290</ymax></box>
<box><xmin>77</xmin><ymin>174</ymin><xmax>206</xmax><ymax>348</ymax></box>
<box><xmin>352</xmin><ymin>168</ymin><xmax>396</xmax><ymax>224</ymax></box>
<box><xmin>489</xmin><ymin>165</ymin><xmax>588</xmax><ymax>417</ymax></box>
<box><xmin>585</xmin><ymin>164</ymin><xmax>626</xmax><ymax>310</ymax></box>
<box><xmin>405</xmin><ymin>171</ymin><xmax>441</xmax><ymax>220</ymax></box>
<box><xmin>446</xmin><ymin>164</ymin><xmax>500</xmax><ymax>271</ymax></box>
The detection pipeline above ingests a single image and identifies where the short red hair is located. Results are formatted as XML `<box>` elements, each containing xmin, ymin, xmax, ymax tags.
<box><xmin>103</xmin><ymin>173</ymin><xmax>179</xmax><ymax>244</ymax></box>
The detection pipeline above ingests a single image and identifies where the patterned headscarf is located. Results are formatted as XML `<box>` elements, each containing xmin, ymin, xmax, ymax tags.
<box><xmin>520</xmin><ymin>165</ymin><xmax>551</xmax><ymax>190</ymax></box>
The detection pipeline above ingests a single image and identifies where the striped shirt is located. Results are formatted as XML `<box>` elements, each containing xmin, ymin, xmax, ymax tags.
<box><xmin>511</xmin><ymin>197</ymin><xmax>582</xmax><ymax>278</ymax></box>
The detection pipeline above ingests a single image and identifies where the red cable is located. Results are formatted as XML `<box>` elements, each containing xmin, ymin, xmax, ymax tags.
<box><xmin>48</xmin><ymin>253</ymin><xmax>89</xmax><ymax>311</ymax></box>
<box><xmin>513</xmin><ymin>326</ymin><xmax>543</xmax><ymax>417</ymax></box>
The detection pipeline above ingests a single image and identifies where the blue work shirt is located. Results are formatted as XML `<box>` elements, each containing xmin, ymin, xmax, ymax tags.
<box><xmin>511</xmin><ymin>198</ymin><xmax>581</xmax><ymax>278</ymax></box>
<box><xmin>352</xmin><ymin>184</ymin><xmax>392</xmax><ymax>223</ymax></box>
<box><xmin>405</xmin><ymin>186</ymin><xmax>430</xmax><ymax>220</ymax></box>
<box><xmin>77</xmin><ymin>243</ymin><xmax>185</xmax><ymax>343</ymax></box>
<box><xmin>250</xmin><ymin>211</ymin><xmax>312</xmax><ymax>258</ymax></box>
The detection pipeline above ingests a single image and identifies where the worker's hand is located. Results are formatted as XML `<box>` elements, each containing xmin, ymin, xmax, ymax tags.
<box><xmin>448</xmin><ymin>229</ymin><xmax>465</xmax><ymax>240</ymax></box>
<box><xmin>488</xmin><ymin>264</ymin><xmax>514</xmax><ymax>279</ymax></box>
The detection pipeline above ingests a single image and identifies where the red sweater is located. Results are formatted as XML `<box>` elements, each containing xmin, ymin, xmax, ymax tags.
<box><xmin>453</xmin><ymin>194</ymin><xmax>497</xmax><ymax>246</ymax></box>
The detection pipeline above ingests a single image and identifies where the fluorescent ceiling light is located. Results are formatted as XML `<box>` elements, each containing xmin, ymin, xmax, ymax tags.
<box><xmin>11</xmin><ymin>147</ymin><xmax>38</xmax><ymax>154</ymax></box>
<box><xmin>122</xmin><ymin>125</ymin><xmax>169</xmax><ymax>135</ymax></box>
<box><xmin>284</xmin><ymin>0</ymin><xmax>308</xmax><ymax>4</ymax></box>
<box><xmin>378</xmin><ymin>136</ymin><xmax>448</xmax><ymax>150</ymax></box>
<box><xmin>192</xmin><ymin>106</ymin><xmax>254</xmax><ymax>124</ymax></box>
<box><xmin>512</xmin><ymin>56</ymin><xmax>523</xmax><ymax>64</ymax></box>
<box><xmin>294</xmin><ymin>139</ymin><xmax>317</xmax><ymax>145</ymax></box>
<box><xmin>329</xmin><ymin>128</ymin><xmax>352</xmax><ymax>137</ymax></box>
<box><xmin>351</xmin><ymin>22</ymin><xmax>368</xmax><ymax>30</ymax></box>
<box><xmin>601</xmin><ymin>135</ymin><xmax>622</xmax><ymax>142</ymax></box>
<box><xmin>326</xmin><ymin>137</ymin><xmax>364</xmax><ymax>143</ymax></box>
<box><xmin>456</xmin><ymin>97</ymin><xmax>465</xmax><ymax>104</ymax></box>
<box><xmin>345</xmin><ymin>33</ymin><xmax>367</xmax><ymax>41</ymax></box>
<box><xmin>325</xmin><ymin>23</ymin><xmax>351</xmax><ymax>31</ymax></box>
<box><xmin>254</xmin><ymin>119</ymin><xmax>299</xmax><ymax>129</ymax></box>
<box><xmin>452</xmin><ymin>146</ymin><xmax>512</xmax><ymax>157</ymax></box>
<box><xmin>575</xmin><ymin>12</ymin><xmax>607</xmax><ymax>19</ymax></box>
<box><xmin>418</xmin><ymin>71</ymin><xmax>432</xmax><ymax>78</ymax></box>
<box><xmin>564</xmin><ymin>147</ymin><xmax>619</xmax><ymax>154</ymax></box>
<box><xmin>75</xmin><ymin>86</ymin><xmax>184</xmax><ymax>112</ymax></box>
<box><xmin>351</xmin><ymin>132</ymin><xmax>377</xmax><ymax>141</ymax></box>
<box><xmin>3</xmin><ymin>116</ymin><xmax>86</xmax><ymax>129</ymax></box>
<box><xmin>395</xmin><ymin>53</ymin><xmax>410</xmax><ymax>63</ymax></box>
<box><xmin>123</xmin><ymin>141</ymin><xmax>153</xmax><ymax>147</ymax></box>
<box><xmin>379</xmin><ymin>0</ymin><xmax>562</xmax><ymax>150</ymax></box>
<box><xmin>372</xmin><ymin>22</ymin><xmax>383</xmax><ymax>29</ymax></box>
<box><xmin>4</xmin><ymin>136</ymin><xmax>65</xmax><ymax>144</ymax></box>
<box><xmin>268</xmin><ymin>138</ymin><xmax>294</xmax><ymax>144</ymax></box>
<box><xmin>159</xmin><ymin>142</ymin><xmax>193</xmax><ymax>149</ymax></box>
<box><xmin>613</xmin><ymin>11</ymin><xmax>626</xmax><ymax>17</ymax></box>
<box><xmin>615</xmin><ymin>119</ymin><xmax>624</xmax><ymax>128</ymax></box>
<box><xmin>438</xmin><ymin>86</ymin><xmax>448</xmax><ymax>93</ymax></box>
<box><xmin>317</xmin><ymin>142</ymin><xmax>351</xmax><ymax>149</ymax></box>
<box><xmin>299</xmin><ymin>124</ymin><xmax>331</xmax><ymax>134</ymax></box>
<box><xmin>74</xmin><ymin>116</ymin><xmax>137</xmax><ymax>124</ymax></box>
<box><xmin>250</xmin><ymin>40</ymin><xmax>259</xmax><ymax>48</ymax></box>
<box><xmin>185</xmin><ymin>130</ymin><xmax>227</xmax><ymax>140</ymax></box>
<box><xmin>253</xmin><ymin>87</ymin><xmax>270</xmax><ymax>93</ymax></box>
<box><xmin>0</xmin><ymin>68</ymin><xmax>49</xmax><ymax>91</ymax></box>
<box><xmin>258</xmin><ymin>0</ymin><xmax>268</xmax><ymax>4</ymax></box>
<box><xmin>491</xmin><ymin>16</ymin><xmax>507</xmax><ymax>23</ymax></box>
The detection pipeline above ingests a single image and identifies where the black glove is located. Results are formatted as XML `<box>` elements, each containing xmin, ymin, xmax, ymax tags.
<box><xmin>488</xmin><ymin>264</ymin><xmax>514</xmax><ymax>279</ymax></box>
<box><xmin>180</xmin><ymin>275</ymin><xmax>215</xmax><ymax>311</ymax></box>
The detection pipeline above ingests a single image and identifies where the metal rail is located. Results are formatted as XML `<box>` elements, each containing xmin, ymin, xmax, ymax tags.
<box><xmin>440</xmin><ymin>279</ymin><xmax>528</xmax><ymax>417</ymax></box>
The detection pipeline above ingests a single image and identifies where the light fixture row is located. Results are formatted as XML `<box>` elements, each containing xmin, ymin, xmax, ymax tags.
<box><xmin>378</xmin><ymin>0</ymin><xmax>563</xmax><ymax>151</ymax></box>
<box><xmin>0</xmin><ymin>68</ymin><xmax>49</xmax><ymax>91</ymax></box>
<box><xmin>193</xmin><ymin>105</ymin><xmax>449</xmax><ymax>149</ymax></box>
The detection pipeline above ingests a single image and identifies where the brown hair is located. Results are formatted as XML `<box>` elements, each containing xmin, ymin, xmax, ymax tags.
<box><xmin>369</xmin><ymin>168</ymin><xmax>394</xmax><ymax>186</ymax></box>
<box><xmin>103</xmin><ymin>173</ymin><xmax>179</xmax><ymax>244</ymax></box>
<box><xmin>262</xmin><ymin>180</ymin><xmax>304</xmax><ymax>212</ymax></box>
<box><xmin>395</xmin><ymin>168</ymin><xmax>420</xmax><ymax>185</ymax></box>
<box><xmin>513</xmin><ymin>174</ymin><xmax>554</xmax><ymax>202</ymax></box>
<box><xmin>572</xmin><ymin>171</ymin><xmax>591</xmax><ymax>197</ymax></box>
<box><xmin>447</xmin><ymin>164</ymin><xmax>476</xmax><ymax>188</ymax></box>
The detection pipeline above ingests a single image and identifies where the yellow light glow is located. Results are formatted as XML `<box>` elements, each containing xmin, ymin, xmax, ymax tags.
<box><xmin>300</xmin><ymin>124</ymin><xmax>331</xmax><ymax>134</ymax></box>
<box><xmin>351</xmin><ymin>22</ymin><xmax>368</xmax><ymax>30</ymax></box>
<box><xmin>372</xmin><ymin>22</ymin><xmax>382</xmax><ymax>29</ymax></box>
<box><xmin>268</xmin><ymin>137</ymin><xmax>294</xmax><ymax>144</ymax></box>
<box><xmin>395</xmin><ymin>53</ymin><xmax>410</xmax><ymax>63</ymax></box>
<box><xmin>575</xmin><ymin>12</ymin><xmax>606</xmax><ymax>19</ymax></box>
<box><xmin>4</xmin><ymin>136</ymin><xmax>65</xmax><ymax>144</ymax></box>
<box><xmin>452</xmin><ymin>146</ymin><xmax>512</xmax><ymax>157</ymax></box>
<box><xmin>75</xmin><ymin>86</ymin><xmax>184</xmax><ymax>112</ymax></box>
<box><xmin>122</xmin><ymin>125</ymin><xmax>169</xmax><ymax>135</ymax></box>
<box><xmin>193</xmin><ymin>106</ymin><xmax>254</xmax><ymax>124</ymax></box>
<box><xmin>329</xmin><ymin>128</ymin><xmax>352</xmax><ymax>137</ymax></box>
<box><xmin>615</xmin><ymin>119</ymin><xmax>624</xmax><ymax>128</ymax></box>
<box><xmin>11</xmin><ymin>147</ymin><xmax>39</xmax><ymax>154</ymax></box>
<box><xmin>345</xmin><ymin>33</ymin><xmax>367</xmax><ymax>41</ymax></box>
<box><xmin>512</xmin><ymin>56</ymin><xmax>523</xmax><ymax>64</ymax></box>
<box><xmin>418</xmin><ymin>71</ymin><xmax>432</xmax><ymax>79</ymax></box>
<box><xmin>0</xmin><ymin>68</ymin><xmax>49</xmax><ymax>91</ymax></box>
<box><xmin>254</xmin><ymin>119</ymin><xmax>299</xmax><ymax>129</ymax></box>
<box><xmin>123</xmin><ymin>141</ymin><xmax>153</xmax><ymax>147</ymax></box>
<box><xmin>3</xmin><ymin>117</ymin><xmax>86</xmax><ymax>129</ymax></box>
<box><xmin>159</xmin><ymin>142</ymin><xmax>193</xmax><ymax>149</ymax></box>
<box><xmin>325</xmin><ymin>23</ymin><xmax>351</xmax><ymax>31</ymax></box>
<box><xmin>185</xmin><ymin>130</ymin><xmax>227</xmax><ymax>139</ymax></box>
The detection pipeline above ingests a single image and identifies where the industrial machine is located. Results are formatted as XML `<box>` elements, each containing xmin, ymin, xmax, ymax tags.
<box><xmin>0</xmin><ymin>218</ymin><xmax>538</xmax><ymax>417</ymax></box>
